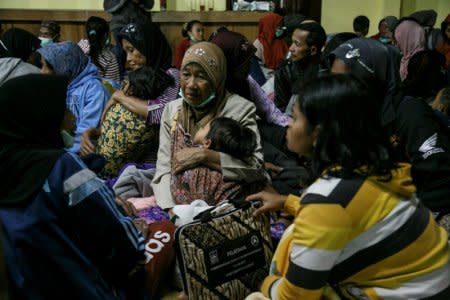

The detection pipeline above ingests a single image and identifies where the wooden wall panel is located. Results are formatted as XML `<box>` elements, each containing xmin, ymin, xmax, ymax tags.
<box><xmin>1</xmin><ymin>22</ymin><xmax>41</xmax><ymax>36</ymax></box>
<box><xmin>160</xmin><ymin>23</ymin><xmax>259</xmax><ymax>64</ymax></box>
<box><xmin>0</xmin><ymin>10</ymin><xmax>265</xmax><ymax>65</ymax></box>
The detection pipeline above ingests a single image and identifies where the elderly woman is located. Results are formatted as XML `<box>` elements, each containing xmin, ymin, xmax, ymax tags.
<box><xmin>152</xmin><ymin>42</ymin><xmax>266</xmax><ymax>209</ymax></box>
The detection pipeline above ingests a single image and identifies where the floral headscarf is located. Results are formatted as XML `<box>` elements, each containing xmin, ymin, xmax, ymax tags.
<box><xmin>180</xmin><ymin>42</ymin><xmax>227</xmax><ymax>136</ymax></box>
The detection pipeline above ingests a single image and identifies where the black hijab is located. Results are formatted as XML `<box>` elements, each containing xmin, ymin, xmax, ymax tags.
<box><xmin>330</xmin><ymin>37</ymin><xmax>400</xmax><ymax>126</ymax></box>
<box><xmin>0</xmin><ymin>28</ymin><xmax>41</xmax><ymax>61</ymax></box>
<box><xmin>409</xmin><ymin>9</ymin><xmax>437</xmax><ymax>28</ymax></box>
<box><xmin>0</xmin><ymin>74</ymin><xmax>68</xmax><ymax>206</ymax></box>
<box><xmin>118</xmin><ymin>19</ymin><xmax>172</xmax><ymax>71</ymax></box>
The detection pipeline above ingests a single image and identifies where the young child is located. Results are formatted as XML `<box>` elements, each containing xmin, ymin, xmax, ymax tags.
<box><xmin>192</xmin><ymin>117</ymin><xmax>256</xmax><ymax>158</ymax></box>
<box><xmin>96</xmin><ymin>66</ymin><xmax>174</xmax><ymax>176</ymax></box>
<box><xmin>174</xmin><ymin>20</ymin><xmax>204</xmax><ymax>69</ymax></box>
<box><xmin>171</xmin><ymin>117</ymin><xmax>260</xmax><ymax>205</ymax></box>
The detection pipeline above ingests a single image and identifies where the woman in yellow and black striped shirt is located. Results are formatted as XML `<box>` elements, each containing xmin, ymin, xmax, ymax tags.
<box><xmin>247</xmin><ymin>74</ymin><xmax>450</xmax><ymax>300</ymax></box>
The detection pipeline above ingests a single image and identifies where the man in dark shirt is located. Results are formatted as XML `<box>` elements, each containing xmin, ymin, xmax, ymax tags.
<box><xmin>274</xmin><ymin>22</ymin><xmax>326</xmax><ymax>112</ymax></box>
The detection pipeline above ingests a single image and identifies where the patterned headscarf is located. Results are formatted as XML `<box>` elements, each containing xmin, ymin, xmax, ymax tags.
<box><xmin>180</xmin><ymin>42</ymin><xmax>228</xmax><ymax>136</ymax></box>
<box><xmin>394</xmin><ymin>20</ymin><xmax>425</xmax><ymax>81</ymax></box>
<box><xmin>38</xmin><ymin>41</ymin><xmax>89</xmax><ymax>82</ymax></box>
<box><xmin>0</xmin><ymin>28</ymin><xmax>41</xmax><ymax>61</ymax></box>
<box><xmin>118</xmin><ymin>20</ymin><xmax>172</xmax><ymax>71</ymax></box>
<box><xmin>181</xmin><ymin>42</ymin><xmax>226</xmax><ymax>95</ymax></box>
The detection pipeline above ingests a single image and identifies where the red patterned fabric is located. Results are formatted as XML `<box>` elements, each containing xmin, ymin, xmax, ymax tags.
<box><xmin>170</xmin><ymin>121</ymin><xmax>242</xmax><ymax>205</ymax></box>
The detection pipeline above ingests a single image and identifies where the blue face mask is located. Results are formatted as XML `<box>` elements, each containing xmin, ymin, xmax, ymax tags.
<box><xmin>275</xmin><ymin>27</ymin><xmax>286</xmax><ymax>38</ymax></box>
<box><xmin>379</xmin><ymin>36</ymin><xmax>391</xmax><ymax>44</ymax></box>
<box><xmin>39</xmin><ymin>37</ymin><xmax>54</xmax><ymax>47</ymax></box>
<box><xmin>179</xmin><ymin>89</ymin><xmax>216</xmax><ymax>108</ymax></box>
<box><xmin>190</xmin><ymin>35</ymin><xmax>202</xmax><ymax>43</ymax></box>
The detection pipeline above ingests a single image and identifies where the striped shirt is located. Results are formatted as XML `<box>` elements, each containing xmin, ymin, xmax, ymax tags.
<box><xmin>146</xmin><ymin>68</ymin><xmax>180</xmax><ymax>126</ymax></box>
<box><xmin>78</xmin><ymin>39</ymin><xmax>120</xmax><ymax>82</ymax></box>
<box><xmin>261</xmin><ymin>163</ymin><xmax>450</xmax><ymax>300</ymax></box>
<box><xmin>96</xmin><ymin>49</ymin><xmax>120</xmax><ymax>82</ymax></box>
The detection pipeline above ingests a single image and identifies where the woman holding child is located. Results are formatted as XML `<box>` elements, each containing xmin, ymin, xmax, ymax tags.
<box><xmin>79</xmin><ymin>20</ymin><xmax>180</xmax><ymax>174</ymax></box>
<box><xmin>152</xmin><ymin>42</ymin><xmax>267</xmax><ymax>209</ymax></box>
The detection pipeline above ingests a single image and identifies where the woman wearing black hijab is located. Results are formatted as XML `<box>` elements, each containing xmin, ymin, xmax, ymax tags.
<box><xmin>80</xmin><ymin>19</ymin><xmax>179</xmax><ymax>159</ymax></box>
<box><xmin>112</xmin><ymin>19</ymin><xmax>176</xmax><ymax>119</ymax></box>
<box><xmin>330</xmin><ymin>37</ymin><xmax>450</xmax><ymax>215</ymax></box>
<box><xmin>0</xmin><ymin>27</ymin><xmax>40</xmax><ymax>62</ymax></box>
<box><xmin>103</xmin><ymin>0</ymin><xmax>154</xmax><ymax>78</ymax></box>
<box><xmin>0</xmin><ymin>74</ymin><xmax>146</xmax><ymax>299</ymax></box>
<box><xmin>0</xmin><ymin>28</ymin><xmax>40</xmax><ymax>85</ymax></box>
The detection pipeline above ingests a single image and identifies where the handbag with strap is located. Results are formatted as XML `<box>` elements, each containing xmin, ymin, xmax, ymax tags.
<box><xmin>175</xmin><ymin>199</ymin><xmax>273</xmax><ymax>300</ymax></box>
